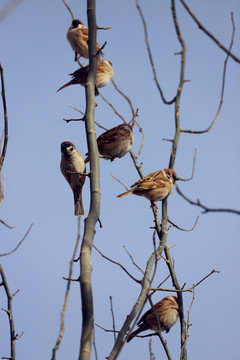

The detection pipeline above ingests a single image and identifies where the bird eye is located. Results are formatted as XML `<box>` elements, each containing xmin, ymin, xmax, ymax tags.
<box><xmin>70</xmin><ymin>147</ymin><xmax>74</xmax><ymax>151</ymax></box>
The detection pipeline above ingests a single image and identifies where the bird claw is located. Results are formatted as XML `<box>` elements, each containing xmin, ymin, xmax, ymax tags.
<box><xmin>74</xmin><ymin>52</ymin><xmax>80</xmax><ymax>62</ymax></box>
<box><xmin>151</xmin><ymin>201</ymin><xmax>158</xmax><ymax>210</ymax></box>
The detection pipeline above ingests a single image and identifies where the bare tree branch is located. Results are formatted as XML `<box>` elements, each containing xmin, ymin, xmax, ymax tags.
<box><xmin>0</xmin><ymin>224</ymin><xmax>33</xmax><ymax>257</ymax></box>
<box><xmin>136</xmin><ymin>0</ymin><xmax>176</xmax><ymax>105</ymax></box>
<box><xmin>176</xmin><ymin>184</ymin><xmax>240</xmax><ymax>215</ymax></box>
<box><xmin>0</xmin><ymin>64</ymin><xmax>9</xmax><ymax>173</ymax></box>
<box><xmin>151</xmin><ymin>269</ymin><xmax>220</xmax><ymax>293</ymax></box>
<box><xmin>62</xmin><ymin>0</ymin><xmax>74</xmax><ymax>20</ymax></box>
<box><xmin>0</xmin><ymin>170</ymin><xmax>5</xmax><ymax>205</ymax></box>
<box><xmin>0</xmin><ymin>265</ymin><xmax>18</xmax><ymax>360</ymax></box>
<box><xmin>167</xmin><ymin>215</ymin><xmax>199</xmax><ymax>232</ymax></box>
<box><xmin>180</xmin><ymin>13</ymin><xmax>235</xmax><ymax>134</ymax></box>
<box><xmin>123</xmin><ymin>245</ymin><xmax>144</xmax><ymax>275</ymax></box>
<box><xmin>99</xmin><ymin>92</ymin><xmax>126</xmax><ymax>123</ymax></box>
<box><xmin>111</xmin><ymin>80</ymin><xmax>135</xmax><ymax>117</ymax></box>
<box><xmin>51</xmin><ymin>217</ymin><xmax>81</xmax><ymax>360</ymax></box>
<box><xmin>185</xmin><ymin>287</ymin><xmax>195</xmax><ymax>344</ymax></box>
<box><xmin>0</xmin><ymin>0</ymin><xmax>22</xmax><ymax>22</ymax></box>
<box><xmin>0</xmin><ymin>219</ymin><xmax>16</xmax><ymax>229</ymax></box>
<box><xmin>95</xmin><ymin>323</ymin><xmax>120</xmax><ymax>334</ymax></box>
<box><xmin>109</xmin><ymin>296</ymin><xmax>117</xmax><ymax>343</ymax></box>
<box><xmin>180</xmin><ymin>1</ymin><xmax>240</xmax><ymax>64</ymax></box>
<box><xmin>78</xmin><ymin>1</ymin><xmax>100</xmax><ymax>359</ymax></box>
<box><xmin>93</xmin><ymin>244</ymin><xmax>141</xmax><ymax>284</ymax></box>
<box><xmin>111</xmin><ymin>173</ymin><xmax>129</xmax><ymax>191</ymax></box>
<box><xmin>149</xmin><ymin>339</ymin><xmax>156</xmax><ymax>360</ymax></box>
<box><xmin>165</xmin><ymin>2</ymin><xmax>188</xmax><ymax>358</ymax></box>
<box><xmin>93</xmin><ymin>329</ymin><xmax>99</xmax><ymax>360</ymax></box>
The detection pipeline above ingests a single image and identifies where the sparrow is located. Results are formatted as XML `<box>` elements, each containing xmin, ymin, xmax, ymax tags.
<box><xmin>117</xmin><ymin>169</ymin><xmax>178</xmax><ymax>203</ymax></box>
<box><xmin>57</xmin><ymin>59</ymin><xmax>113</xmax><ymax>94</ymax></box>
<box><xmin>67</xmin><ymin>19</ymin><xmax>103</xmax><ymax>61</ymax></box>
<box><xmin>127</xmin><ymin>296</ymin><xmax>179</xmax><ymax>342</ymax></box>
<box><xmin>60</xmin><ymin>141</ymin><xmax>86</xmax><ymax>216</ymax></box>
<box><xmin>85</xmin><ymin>124</ymin><xmax>134</xmax><ymax>163</ymax></box>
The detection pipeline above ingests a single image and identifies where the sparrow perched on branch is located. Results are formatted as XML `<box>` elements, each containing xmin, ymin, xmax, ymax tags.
<box><xmin>57</xmin><ymin>59</ymin><xmax>113</xmax><ymax>94</ymax></box>
<box><xmin>85</xmin><ymin>124</ymin><xmax>134</xmax><ymax>163</ymax></box>
<box><xmin>60</xmin><ymin>141</ymin><xmax>86</xmax><ymax>216</ymax></box>
<box><xmin>117</xmin><ymin>169</ymin><xmax>178</xmax><ymax>203</ymax></box>
<box><xmin>127</xmin><ymin>296</ymin><xmax>179</xmax><ymax>342</ymax></box>
<box><xmin>67</xmin><ymin>19</ymin><xmax>103</xmax><ymax>61</ymax></box>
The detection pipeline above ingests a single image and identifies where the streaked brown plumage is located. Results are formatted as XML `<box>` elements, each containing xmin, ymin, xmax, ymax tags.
<box><xmin>127</xmin><ymin>296</ymin><xmax>179</xmax><ymax>342</ymax></box>
<box><xmin>57</xmin><ymin>59</ymin><xmax>113</xmax><ymax>93</ymax></box>
<box><xmin>67</xmin><ymin>19</ymin><xmax>103</xmax><ymax>61</ymax></box>
<box><xmin>85</xmin><ymin>124</ymin><xmax>134</xmax><ymax>163</ymax></box>
<box><xmin>117</xmin><ymin>169</ymin><xmax>178</xmax><ymax>202</ymax></box>
<box><xmin>60</xmin><ymin>141</ymin><xmax>86</xmax><ymax>216</ymax></box>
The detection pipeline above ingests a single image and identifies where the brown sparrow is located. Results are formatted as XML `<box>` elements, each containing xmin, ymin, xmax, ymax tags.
<box><xmin>117</xmin><ymin>169</ymin><xmax>178</xmax><ymax>203</ymax></box>
<box><xmin>67</xmin><ymin>19</ymin><xmax>103</xmax><ymax>61</ymax></box>
<box><xmin>127</xmin><ymin>296</ymin><xmax>179</xmax><ymax>342</ymax></box>
<box><xmin>57</xmin><ymin>59</ymin><xmax>113</xmax><ymax>93</ymax></box>
<box><xmin>85</xmin><ymin>124</ymin><xmax>134</xmax><ymax>163</ymax></box>
<box><xmin>60</xmin><ymin>141</ymin><xmax>86</xmax><ymax>216</ymax></box>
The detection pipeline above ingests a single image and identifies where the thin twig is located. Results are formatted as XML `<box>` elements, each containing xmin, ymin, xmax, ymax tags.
<box><xmin>151</xmin><ymin>269</ymin><xmax>220</xmax><ymax>293</ymax></box>
<box><xmin>70</xmin><ymin>104</ymin><xmax>85</xmax><ymax>115</ymax></box>
<box><xmin>93</xmin><ymin>328</ymin><xmax>99</xmax><ymax>360</ymax></box>
<box><xmin>135</xmin><ymin>0</ymin><xmax>176</xmax><ymax>105</ymax></box>
<box><xmin>0</xmin><ymin>63</ymin><xmax>9</xmax><ymax>172</ymax></box>
<box><xmin>51</xmin><ymin>217</ymin><xmax>81</xmax><ymax>360</ymax></box>
<box><xmin>93</xmin><ymin>244</ymin><xmax>141</xmax><ymax>283</ymax></box>
<box><xmin>111</xmin><ymin>80</ymin><xmax>135</xmax><ymax>117</ymax></box>
<box><xmin>180</xmin><ymin>1</ymin><xmax>240</xmax><ymax>64</ymax></box>
<box><xmin>96</xmin><ymin>41</ymin><xmax>107</xmax><ymax>56</ymax></box>
<box><xmin>0</xmin><ymin>265</ymin><xmax>17</xmax><ymax>360</ymax></box>
<box><xmin>99</xmin><ymin>92</ymin><xmax>126</xmax><ymax>123</ymax></box>
<box><xmin>111</xmin><ymin>173</ymin><xmax>129</xmax><ymax>191</ymax></box>
<box><xmin>0</xmin><ymin>170</ymin><xmax>4</xmax><ymax>205</ymax></box>
<box><xmin>0</xmin><ymin>0</ymin><xmax>22</xmax><ymax>22</ymax></box>
<box><xmin>177</xmin><ymin>149</ymin><xmax>197</xmax><ymax>181</ymax></box>
<box><xmin>97</xmin><ymin>26</ymin><xmax>111</xmax><ymax>31</ymax></box>
<box><xmin>63</xmin><ymin>117</ymin><xmax>85</xmax><ymax>123</ymax></box>
<box><xmin>0</xmin><ymin>219</ymin><xmax>16</xmax><ymax>229</ymax></box>
<box><xmin>184</xmin><ymin>286</ymin><xmax>195</xmax><ymax>345</ymax></box>
<box><xmin>180</xmin><ymin>13</ymin><xmax>235</xmax><ymax>134</ymax></box>
<box><xmin>0</xmin><ymin>224</ymin><xmax>33</xmax><ymax>257</ymax></box>
<box><xmin>66</xmin><ymin>104</ymin><xmax>107</xmax><ymax>129</ymax></box>
<box><xmin>109</xmin><ymin>296</ymin><xmax>116</xmax><ymax>343</ymax></box>
<box><xmin>123</xmin><ymin>245</ymin><xmax>144</xmax><ymax>275</ymax></box>
<box><xmin>167</xmin><ymin>216</ymin><xmax>199</xmax><ymax>232</ymax></box>
<box><xmin>134</xmin><ymin>117</ymin><xmax>145</xmax><ymax>160</ymax></box>
<box><xmin>95</xmin><ymin>323</ymin><xmax>120</xmax><ymax>334</ymax></box>
<box><xmin>62</xmin><ymin>0</ymin><xmax>74</xmax><ymax>20</ymax></box>
<box><xmin>129</xmin><ymin>149</ymin><xmax>144</xmax><ymax>178</ymax></box>
<box><xmin>176</xmin><ymin>184</ymin><xmax>240</xmax><ymax>215</ymax></box>
<box><xmin>149</xmin><ymin>339</ymin><xmax>156</xmax><ymax>360</ymax></box>
<box><xmin>151</xmin><ymin>273</ymin><xmax>172</xmax><ymax>295</ymax></box>
<box><xmin>192</xmin><ymin>269</ymin><xmax>220</xmax><ymax>289</ymax></box>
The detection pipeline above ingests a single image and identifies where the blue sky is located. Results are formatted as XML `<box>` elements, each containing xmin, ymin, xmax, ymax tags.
<box><xmin>1</xmin><ymin>0</ymin><xmax>240</xmax><ymax>359</ymax></box>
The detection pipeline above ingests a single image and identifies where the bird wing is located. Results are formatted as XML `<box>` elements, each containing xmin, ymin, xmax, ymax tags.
<box><xmin>131</xmin><ymin>170</ymin><xmax>168</xmax><ymax>192</ymax></box>
<box><xmin>69</xmin><ymin>66</ymin><xmax>88</xmax><ymax>78</ymax></box>
<box><xmin>137</xmin><ymin>308</ymin><xmax>153</xmax><ymax>326</ymax></box>
<box><xmin>97</xmin><ymin>132</ymin><xmax>119</xmax><ymax>145</ymax></box>
<box><xmin>81</xmin><ymin>28</ymin><xmax>89</xmax><ymax>43</ymax></box>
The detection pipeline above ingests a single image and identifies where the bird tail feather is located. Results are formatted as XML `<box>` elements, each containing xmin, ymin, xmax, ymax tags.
<box><xmin>117</xmin><ymin>188</ymin><xmax>134</xmax><ymax>198</ymax></box>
